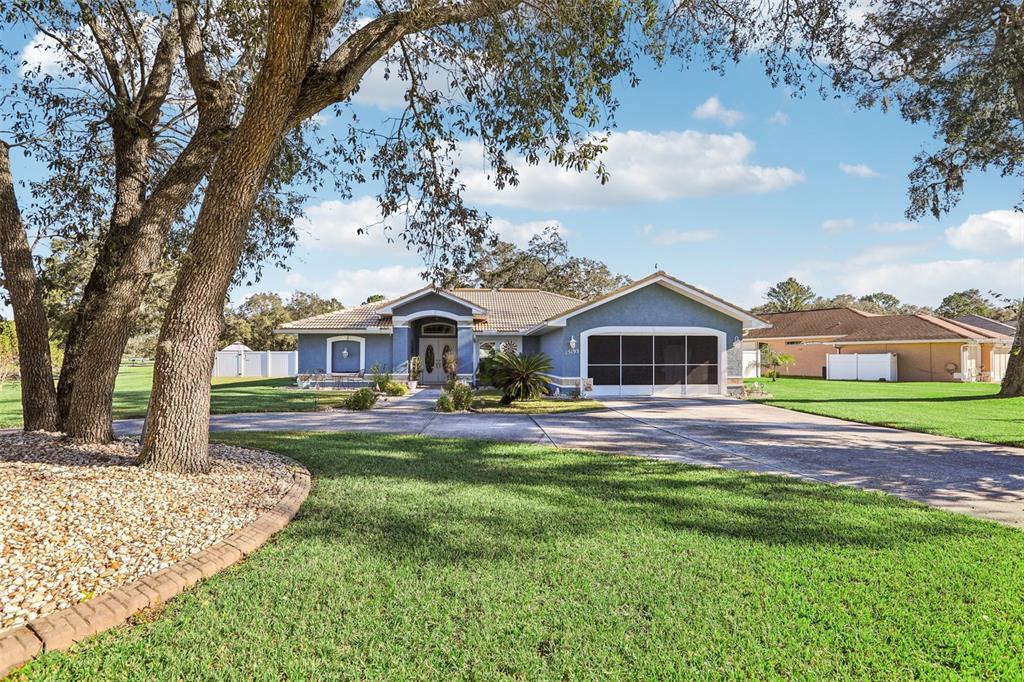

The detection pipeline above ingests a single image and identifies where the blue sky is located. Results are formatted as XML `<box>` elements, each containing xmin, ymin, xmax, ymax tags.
<box><xmin>7</xmin><ymin>27</ymin><xmax>1023</xmax><ymax>311</ymax></box>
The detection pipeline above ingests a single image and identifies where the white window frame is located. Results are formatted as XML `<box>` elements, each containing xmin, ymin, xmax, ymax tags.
<box><xmin>421</xmin><ymin>322</ymin><xmax>457</xmax><ymax>336</ymax></box>
<box><xmin>580</xmin><ymin>326</ymin><xmax>727</xmax><ymax>396</ymax></box>
<box><xmin>325</xmin><ymin>335</ymin><xmax>366</xmax><ymax>374</ymax></box>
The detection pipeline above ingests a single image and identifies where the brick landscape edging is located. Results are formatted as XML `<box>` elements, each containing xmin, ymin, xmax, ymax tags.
<box><xmin>0</xmin><ymin>464</ymin><xmax>311</xmax><ymax>677</ymax></box>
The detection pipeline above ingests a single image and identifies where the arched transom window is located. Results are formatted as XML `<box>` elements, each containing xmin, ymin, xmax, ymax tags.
<box><xmin>421</xmin><ymin>322</ymin><xmax>456</xmax><ymax>336</ymax></box>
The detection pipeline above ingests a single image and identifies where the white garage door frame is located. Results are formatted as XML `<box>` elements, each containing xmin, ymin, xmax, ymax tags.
<box><xmin>580</xmin><ymin>326</ymin><xmax>728</xmax><ymax>397</ymax></box>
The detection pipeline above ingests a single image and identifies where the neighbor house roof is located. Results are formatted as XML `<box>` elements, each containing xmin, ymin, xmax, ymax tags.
<box><xmin>953</xmin><ymin>314</ymin><xmax>1018</xmax><ymax>336</ymax></box>
<box><xmin>744</xmin><ymin>307</ymin><xmax>877</xmax><ymax>340</ymax></box>
<box><xmin>835</xmin><ymin>314</ymin><xmax>1009</xmax><ymax>343</ymax></box>
<box><xmin>745</xmin><ymin>308</ymin><xmax>1012</xmax><ymax>345</ymax></box>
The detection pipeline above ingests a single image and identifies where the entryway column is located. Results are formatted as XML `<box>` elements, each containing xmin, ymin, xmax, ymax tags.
<box><xmin>392</xmin><ymin>326</ymin><xmax>411</xmax><ymax>378</ymax></box>
<box><xmin>457</xmin><ymin>326</ymin><xmax>475</xmax><ymax>379</ymax></box>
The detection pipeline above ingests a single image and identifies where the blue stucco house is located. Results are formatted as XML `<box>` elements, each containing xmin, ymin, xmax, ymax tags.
<box><xmin>275</xmin><ymin>272</ymin><xmax>769</xmax><ymax>396</ymax></box>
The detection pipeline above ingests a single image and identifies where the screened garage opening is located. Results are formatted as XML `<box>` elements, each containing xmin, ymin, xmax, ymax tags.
<box><xmin>586</xmin><ymin>334</ymin><xmax>721</xmax><ymax>396</ymax></box>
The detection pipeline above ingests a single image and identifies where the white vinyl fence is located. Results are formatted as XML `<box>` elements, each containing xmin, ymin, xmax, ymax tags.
<box><xmin>213</xmin><ymin>350</ymin><xmax>298</xmax><ymax>378</ymax></box>
<box><xmin>742</xmin><ymin>349</ymin><xmax>761</xmax><ymax>378</ymax></box>
<box><xmin>826</xmin><ymin>353</ymin><xmax>898</xmax><ymax>382</ymax></box>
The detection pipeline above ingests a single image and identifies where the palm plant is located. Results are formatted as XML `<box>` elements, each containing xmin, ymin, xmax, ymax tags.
<box><xmin>491</xmin><ymin>352</ymin><xmax>553</xmax><ymax>404</ymax></box>
<box><xmin>759</xmin><ymin>347</ymin><xmax>795</xmax><ymax>382</ymax></box>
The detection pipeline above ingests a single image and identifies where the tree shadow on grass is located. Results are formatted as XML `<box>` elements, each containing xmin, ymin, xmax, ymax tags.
<box><xmin>232</xmin><ymin>433</ymin><xmax>984</xmax><ymax>566</ymax></box>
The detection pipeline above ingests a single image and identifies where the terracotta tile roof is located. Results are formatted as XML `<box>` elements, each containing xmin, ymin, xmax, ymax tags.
<box><xmin>276</xmin><ymin>297</ymin><xmax>397</xmax><ymax>331</ymax></box>
<box><xmin>745</xmin><ymin>308</ymin><xmax>876</xmax><ymax>339</ymax></box>
<box><xmin>277</xmin><ymin>289</ymin><xmax>582</xmax><ymax>333</ymax></box>
<box><xmin>746</xmin><ymin>308</ymin><xmax>1012</xmax><ymax>343</ymax></box>
<box><xmin>450</xmin><ymin>289</ymin><xmax>582</xmax><ymax>332</ymax></box>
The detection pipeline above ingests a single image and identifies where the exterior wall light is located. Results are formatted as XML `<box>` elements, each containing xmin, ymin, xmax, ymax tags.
<box><xmin>568</xmin><ymin>336</ymin><xmax>578</xmax><ymax>354</ymax></box>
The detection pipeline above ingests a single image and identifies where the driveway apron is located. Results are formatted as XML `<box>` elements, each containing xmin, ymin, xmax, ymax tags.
<box><xmin>536</xmin><ymin>397</ymin><xmax>1024</xmax><ymax>528</ymax></box>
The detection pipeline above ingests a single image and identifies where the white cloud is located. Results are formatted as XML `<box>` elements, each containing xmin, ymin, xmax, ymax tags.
<box><xmin>295</xmin><ymin>197</ymin><xmax>409</xmax><ymax>255</ymax></box>
<box><xmin>692</xmin><ymin>96</ymin><xmax>745</xmax><ymax>127</ymax></box>
<box><xmin>768</xmin><ymin>111</ymin><xmax>790</xmax><ymax>125</ymax></box>
<box><xmin>839</xmin><ymin>162</ymin><xmax>879</xmax><ymax>178</ymax></box>
<box><xmin>491</xmin><ymin>218</ymin><xmax>565</xmax><ymax>246</ymax></box>
<box><xmin>327</xmin><ymin>265</ymin><xmax>428</xmax><ymax>307</ymax></box>
<box><xmin>297</xmin><ymin>198</ymin><xmax>566</xmax><ymax>253</ymax></box>
<box><xmin>19</xmin><ymin>32</ymin><xmax>65</xmax><ymax>76</ymax></box>
<box><xmin>822</xmin><ymin>218</ymin><xmax>855</xmax><ymax>233</ymax></box>
<box><xmin>643</xmin><ymin>225</ymin><xmax>717</xmax><ymax>245</ymax></box>
<box><xmin>870</xmin><ymin>221</ymin><xmax>921</xmax><ymax>233</ymax></box>
<box><xmin>460</xmin><ymin>130</ymin><xmax>803</xmax><ymax>210</ymax></box>
<box><xmin>350</xmin><ymin>61</ymin><xmax>410</xmax><ymax>110</ymax></box>
<box><xmin>944</xmin><ymin>210</ymin><xmax>1024</xmax><ymax>253</ymax></box>
<box><xmin>845</xmin><ymin>243</ymin><xmax>931</xmax><ymax>266</ymax></box>
<box><xmin>840</xmin><ymin>257</ymin><xmax>1024</xmax><ymax>303</ymax></box>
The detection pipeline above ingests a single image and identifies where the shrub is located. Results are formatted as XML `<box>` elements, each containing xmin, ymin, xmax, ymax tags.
<box><xmin>344</xmin><ymin>388</ymin><xmax>378</xmax><ymax>410</ymax></box>
<box><xmin>444</xmin><ymin>379</ymin><xmax>473</xmax><ymax>411</ymax></box>
<box><xmin>491</xmin><ymin>352</ymin><xmax>553</xmax><ymax>405</ymax></box>
<box><xmin>369</xmin><ymin>363</ymin><xmax>392</xmax><ymax>391</ymax></box>
<box><xmin>435</xmin><ymin>392</ymin><xmax>455</xmax><ymax>413</ymax></box>
<box><xmin>384</xmin><ymin>381</ymin><xmax>408</xmax><ymax>396</ymax></box>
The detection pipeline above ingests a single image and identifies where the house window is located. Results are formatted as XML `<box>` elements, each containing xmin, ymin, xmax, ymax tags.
<box><xmin>421</xmin><ymin>322</ymin><xmax>455</xmax><ymax>336</ymax></box>
<box><xmin>499</xmin><ymin>340</ymin><xmax>519</xmax><ymax>355</ymax></box>
<box><xmin>479</xmin><ymin>342</ymin><xmax>496</xmax><ymax>359</ymax></box>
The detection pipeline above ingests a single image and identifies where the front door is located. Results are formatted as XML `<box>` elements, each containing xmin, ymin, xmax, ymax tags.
<box><xmin>419</xmin><ymin>338</ymin><xmax>456</xmax><ymax>384</ymax></box>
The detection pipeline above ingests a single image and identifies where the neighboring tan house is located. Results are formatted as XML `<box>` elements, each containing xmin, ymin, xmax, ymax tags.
<box><xmin>744</xmin><ymin>308</ymin><xmax>1013</xmax><ymax>382</ymax></box>
<box><xmin>275</xmin><ymin>272</ymin><xmax>769</xmax><ymax>396</ymax></box>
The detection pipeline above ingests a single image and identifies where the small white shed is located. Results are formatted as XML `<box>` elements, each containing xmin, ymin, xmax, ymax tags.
<box><xmin>826</xmin><ymin>353</ymin><xmax>898</xmax><ymax>382</ymax></box>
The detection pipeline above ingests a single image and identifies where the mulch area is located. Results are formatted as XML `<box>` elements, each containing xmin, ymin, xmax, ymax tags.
<box><xmin>0</xmin><ymin>432</ymin><xmax>300</xmax><ymax>631</ymax></box>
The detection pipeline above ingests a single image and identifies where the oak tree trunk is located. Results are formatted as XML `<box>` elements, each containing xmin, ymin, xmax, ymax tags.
<box><xmin>999</xmin><ymin>309</ymin><xmax>1024</xmax><ymax>397</ymax></box>
<box><xmin>138</xmin><ymin>1</ymin><xmax>315</xmax><ymax>472</ymax></box>
<box><xmin>63</xmin><ymin>123</ymin><xmax>232</xmax><ymax>443</ymax></box>
<box><xmin>0</xmin><ymin>143</ymin><xmax>59</xmax><ymax>431</ymax></box>
<box><xmin>57</xmin><ymin>119</ymin><xmax>150</xmax><ymax>436</ymax></box>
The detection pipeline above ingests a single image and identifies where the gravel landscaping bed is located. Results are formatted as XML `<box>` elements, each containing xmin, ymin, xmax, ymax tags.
<box><xmin>0</xmin><ymin>433</ymin><xmax>301</xmax><ymax>631</ymax></box>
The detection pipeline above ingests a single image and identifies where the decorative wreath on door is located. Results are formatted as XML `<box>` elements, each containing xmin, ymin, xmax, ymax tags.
<box><xmin>424</xmin><ymin>345</ymin><xmax>435</xmax><ymax>373</ymax></box>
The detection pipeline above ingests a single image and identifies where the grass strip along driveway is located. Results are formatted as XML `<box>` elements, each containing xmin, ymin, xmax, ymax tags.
<box><xmin>17</xmin><ymin>432</ymin><xmax>1024</xmax><ymax>680</ymax></box>
<box><xmin>0</xmin><ymin>366</ymin><xmax>349</xmax><ymax>428</ymax></box>
<box><xmin>471</xmin><ymin>389</ymin><xmax>604</xmax><ymax>414</ymax></box>
<box><xmin>748</xmin><ymin>377</ymin><xmax>1024</xmax><ymax>447</ymax></box>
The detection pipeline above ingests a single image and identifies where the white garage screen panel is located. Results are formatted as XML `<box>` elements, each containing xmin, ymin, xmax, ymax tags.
<box><xmin>585</xmin><ymin>333</ymin><xmax>721</xmax><ymax>396</ymax></box>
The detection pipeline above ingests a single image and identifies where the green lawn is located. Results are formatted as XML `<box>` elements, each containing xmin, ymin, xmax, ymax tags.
<box><xmin>0</xmin><ymin>365</ymin><xmax>350</xmax><ymax>428</ymax></box>
<box><xmin>471</xmin><ymin>389</ymin><xmax>604</xmax><ymax>414</ymax></box>
<box><xmin>15</xmin><ymin>432</ymin><xmax>1024</xmax><ymax>680</ymax></box>
<box><xmin>747</xmin><ymin>378</ymin><xmax>1024</xmax><ymax>447</ymax></box>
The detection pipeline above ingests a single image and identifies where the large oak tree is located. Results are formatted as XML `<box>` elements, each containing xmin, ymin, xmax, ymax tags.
<box><xmin>0</xmin><ymin>1</ymin><xmax>318</xmax><ymax>440</ymax></box>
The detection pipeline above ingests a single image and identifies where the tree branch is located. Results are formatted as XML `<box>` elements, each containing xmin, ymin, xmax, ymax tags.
<box><xmin>137</xmin><ymin>10</ymin><xmax>181</xmax><ymax>128</ymax></box>
<box><xmin>288</xmin><ymin>0</ymin><xmax>520</xmax><ymax>127</ymax></box>
<box><xmin>76</xmin><ymin>2</ymin><xmax>130</xmax><ymax>102</ymax></box>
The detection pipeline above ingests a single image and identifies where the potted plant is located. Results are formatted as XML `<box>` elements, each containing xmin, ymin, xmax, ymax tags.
<box><xmin>407</xmin><ymin>356</ymin><xmax>421</xmax><ymax>389</ymax></box>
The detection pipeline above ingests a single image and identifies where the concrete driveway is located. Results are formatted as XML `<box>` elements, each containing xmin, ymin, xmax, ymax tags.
<box><xmin>116</xmin><ymin>390</ymin><xmax>1024</xmax><ymax>527</ymax></box>
<box><xmin>535</xmin><ymin>397</ymin><xmax>1024</xmax><ymax>528</ymax></box>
